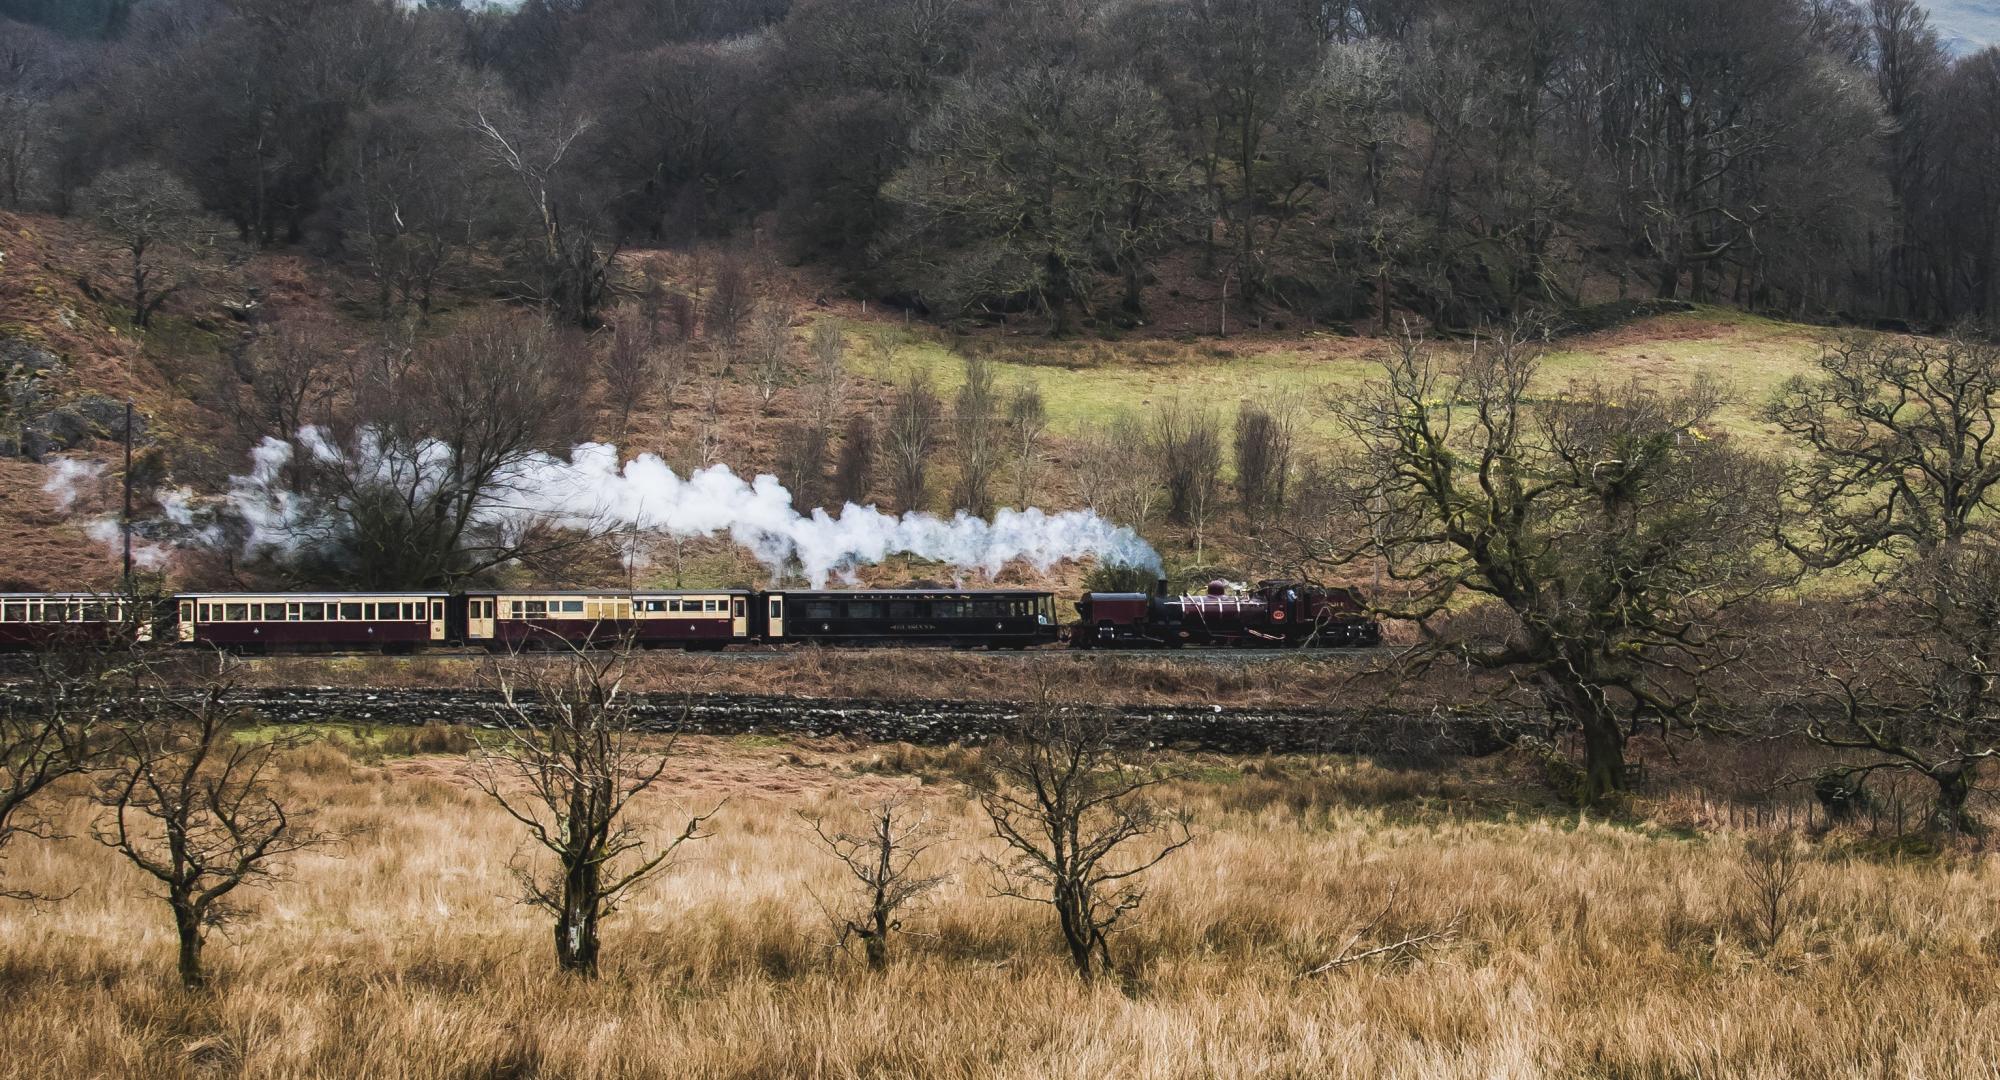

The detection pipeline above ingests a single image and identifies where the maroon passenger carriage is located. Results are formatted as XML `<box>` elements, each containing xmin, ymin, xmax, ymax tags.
<box><xmin>1072</xmin><ymin>579</ymin><xmax>1381</xmax><ymax>648</ymax></box>
<box><xmin>458</xmin><ymin>590</ymin><xmax>753</xmax><ymax>651</ymax></box>
<box><xmin>175</xmin><ymin>592</ymin><xmax>448</xmax><ymax>653</ymax></box>
<box><xmin>0</xmin><ymin>593</ymin><xmax>153</xmax><ymax>651</ymax></box>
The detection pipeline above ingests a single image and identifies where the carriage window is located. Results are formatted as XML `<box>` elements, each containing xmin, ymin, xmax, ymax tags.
<box><xmin>432</xmin><ymin>602</ymin><xmax>444</xmax><ymax>620</ymax></box>
<box><xmin>806</xmin><ymin>602</ymin><xmax>836</xmax><ymax>620</ymax></box>
<box><xmin>769</xmin><ymin>597</ymin><xmax>782</xmax><ymax>618</ymax></box>
<box><xmin>524</xmin><ymin>601</ymin><xmax>548</xmax><ymax>618</ymax></box>
<box><xmin>703</xmin><ymin>599</ymin><xmax>718</xmax><ymax>612</ymax></box>
<box><xmin>560</xmin><ymin>600</ymin><xmax>584</xmax><ymax>614</ymax></box>
<box><xmin>732</xmin><ymin>598</ymin><xmax>744</xmax><ymax>618</ymax></box>
<box><xmin>265</xmin><ymin>604</ymin><xmax>285</xmax><ymax>620</ymax></box>
<box><xmin>888</xmin><ymin>602</ymin><xmax>918</xmax><ymax>618</ymax></box>
<box><xmin>225</xmin><ymin>603</ymin><xmax>249</xmax><ymax>621</ymax></box>
<box><xmin>301</xmin><ymin>603</ymin><xmax>324</xmax><ymax>620</ymax></box>
<box><xmin>848</xmin><ymin>602</ymin><xmax>880</xmax><ymax>620</ymax></box>
<box><xmin>180</xmin><ymin>601</ymin><xmax>193</xmax><ymax>624</ymax></box>
<box><xmin>339</xmin><ymin>603</ymin><xmax>363</xmax><ymax>620</ymax></box>
<box><xmin>1</xmin><ymin>601</ymin><xmax>21</xmax><ymax>622</ymax></box>
<box><xmin>668</xmin><ymin>599</ymin><xmax>682</xmax><ymax>612</ymax></box>
<box><xmin>198</xmin><ymin>604</ymin><xmax>211</xmax><ymax>622</ymax></box>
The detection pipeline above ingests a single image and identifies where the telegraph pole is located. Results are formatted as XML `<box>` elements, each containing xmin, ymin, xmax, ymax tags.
<box><xmin>121</xmin><ymin>399</ymin><xmax>133</xmax><ymax>586</ymax></box>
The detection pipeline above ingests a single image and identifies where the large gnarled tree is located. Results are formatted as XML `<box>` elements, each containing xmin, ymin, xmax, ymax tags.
<box><xmin>1313</xmin><ymin>327</ymin><xmax>1780</xmax><ymax>802</ymax></box>
<box><xmin>1767</xmin><ymin>332</ymin><xmax>2000</xmax><ymax>829</ymax></box>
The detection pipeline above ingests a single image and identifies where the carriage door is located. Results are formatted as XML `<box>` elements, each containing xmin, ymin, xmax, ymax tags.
<box><xmin>177</xmin><ymin>600</ymin><xmax>194</xmax><ymax>643</ymax></box>
<box><xmin>731</xmin><ymin>597</ymin><xmax>747</xmax><ymax>639</ymax></box>
<box><xmin>430</xmin><ymin>600</ymin><xmax>446</xmax><ymax>641</ymax></box>
<box><xmin>469</xmin><ymin>598</ymin><xmax>495</xmax><ymax>641</ymax></box>
<box><xmin>766</xmin><ymin>595</ymin><xmax>784</xmax><ymax>639</ymax></box>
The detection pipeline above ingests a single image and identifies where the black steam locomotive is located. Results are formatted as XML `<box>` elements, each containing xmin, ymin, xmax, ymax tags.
<box><xmin>0</xmin><ymin>579</ymin><xmax>1378</xmax><ymax>654</ymax></box>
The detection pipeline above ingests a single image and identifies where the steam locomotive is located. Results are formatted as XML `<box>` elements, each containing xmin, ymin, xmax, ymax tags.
<box><xmin>0</xmin><ymin>579</ymin><xmax>1378</xmax><ymax>653</ymax></box>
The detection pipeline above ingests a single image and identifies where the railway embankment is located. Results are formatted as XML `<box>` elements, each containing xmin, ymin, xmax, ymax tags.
<box><xmin>221</xmin><ymin>686</ymin><xmax>1522</xmax><ymax>757</ymax></box>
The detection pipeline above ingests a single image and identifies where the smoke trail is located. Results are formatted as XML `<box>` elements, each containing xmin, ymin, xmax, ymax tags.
<box><xmin>40</xmin><ymin>458</ymin><xmax>103</xmax><ymax>511</ymax></box>
<box><xmin>41</xmin><ymin>458</ymin><xmax>182</xmax><ymax>569</ymax></box>
<box><xmin>226</xmin><ymin>431</ymin><xmax>1161</xmax><ymax>586</ymax></box>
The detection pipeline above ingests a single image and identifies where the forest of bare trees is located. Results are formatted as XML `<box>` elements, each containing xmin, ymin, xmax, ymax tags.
<box><xmin>1</xmin><ymin>0</ymin><xmax>1995</xmax><ymax>331</ymax></box>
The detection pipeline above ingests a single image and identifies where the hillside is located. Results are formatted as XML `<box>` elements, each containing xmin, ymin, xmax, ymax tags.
<box><xmin>0</xmin><ymin>208</ymin><xmax>1843</xmax><ymax>597</ymax></box>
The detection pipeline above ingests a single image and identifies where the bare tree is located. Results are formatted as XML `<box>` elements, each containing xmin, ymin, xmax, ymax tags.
<box><xmin>654</xmin><ymin>336</ymin><xmax>693</xmax><ymax>435</ymax></box>
<box><xmin>808</xmin><ymin>319</ymin><xmax>848</xmax><ymax>430</ymax></box>
<box><xmin>746</xmin><ymin>308</ymin><xmax>792</xmax><ymax>415</ymax></box>
<box><xmin>246</xmin><ymin>310</ymin><xmax>594</xmax><ymax>588</ymax></box>
<box><xmin>976</xmin><ymin>687</ymin><xmax>1195</xmax><ymax>982</ymax></box>
<box><xmin>1309</xmin><ymin>326</ymin><xmax>1782</xmax><ymax>803</ymax></box>
<box><xmin>1104</xmin><ymin>411</ymin><xmax>1162</xmax><ymax>529</ymax></box>
<box><xmin>1736</xmin><ymin>837</ymin><xmax>1809</xmax><ymax>953</ymax></box>
<box><xmin>1767</xmin><ymin>333</ymin><xmax>2000</xmax><ymax>567</ymax></box>
<box><xmin>473</xmin><ymin>646</ymin><xmax>714</xmax><ymax>977</ymax></box>
<box><xmin>952</xmin><ymin>354</ymin><xmax>999</xmax><ymax>514</ymax></box>
<box><xmin>77</xmin><ymin>162</ymin><xmax>210</xmax><ymax>329</ymax></box>
<box><xmin>707</xmin><ymin>254</ymin><xmax>754</xmax><ymax>349</ymax></box>
<box><xmin>1154</xmin><ymin>398</ymin><xmax>1223</xmax><ymax>532</ymax></box>
<box><xmin>1071</xmin><ymin>426</ymin><xmax>1118</xmax><ymax>515</ymax></box>
<box><xmin>834</xmin><ymin>413</ymin><xmax>876</xmax><ymax>506</ymax></box>
<box><xmin>776</xmin><ymin>421</ymin><xmax>830</xmax><ymax>510</ymax></box>
<box><xmin>0</xmin><ymin>647</ymin><xmax>119</xmax><ymax>900</ymax></box>
<box><xmin>473</xmin><ymin>104</ymin><xmax>616</xmax><ymax>328</ymax></box>
<box><xmin>1006</xmin><ymin>380</ymin><xmax>1049</xmax><ymax>508</ymax></box>
<box><xmin>227</xmin><ymin>320</ymin><xmax>341</xmax><ymax>478</ymax></box>
<box><xmin>1769</xmin><ymin>332</ymin><xmax>2000</xmax><ymax>829</ymax></box>
<box><xmin>885</xmin><ymin>372</ymin><xmax>940</xmax><ymax>514</ymax></box>
<box><xmin>94</xmin><ymin>672</ymin><xmax>323</xmax><ymax>990</ymax></box>
<box><xmin>800</xmin><ymin>796</ymin><xmax>951</xmax><ymax>970</ymax></box>
<box><xmin>1771</xmin><ymin>537</ymin><xmax>2000</xmax><ymax>833</ymax></box>
<box><xmin>597</xmin><ymin>305</ymin><xmax>657</xmax><ymax>436</ymax></box>
<box><xmin>1233</xmin><ymin>400</ymin><xmax>1296</xmax><ymax>517</ymax></box>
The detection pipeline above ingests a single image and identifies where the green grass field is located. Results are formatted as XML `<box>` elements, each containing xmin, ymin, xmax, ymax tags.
<box><xmin>847</xmin><ymin>307</ymin><xmax>1835</xmax><ymax>449</ymax></box>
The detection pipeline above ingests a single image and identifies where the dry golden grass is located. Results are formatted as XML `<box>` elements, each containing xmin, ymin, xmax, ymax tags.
<box><xmin>3</xmin><ymin>737</ymin><xmax>1999</xmax><ymax>1078</ymax></box>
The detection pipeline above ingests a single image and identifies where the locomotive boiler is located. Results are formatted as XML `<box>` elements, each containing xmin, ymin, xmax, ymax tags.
<box><xmin>1072</xmin><ymin>578</ymin><xmax>1381</xmax><ymax>648</ymax></box>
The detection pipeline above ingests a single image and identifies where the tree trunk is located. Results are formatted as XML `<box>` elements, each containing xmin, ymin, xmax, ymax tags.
<box><xmin>173</xmin><ymin>903</ymin><xmax>205</xmax><ymax>990</ymax></box>
<box><xmin>1930</xmin><ymin>762</ymin><xmax>1978</xmax><ymax>834</ymax></box>
<box><xmin>1550</xmin><ymin>676</ymin><xmax>1626</xmax><ymax>804</ymax></box>
<box><xmin>556</xmin><ymin>856</ymin><xmax>602</xmax><ymax>977</ymax></box>
<box><xmin>1055</xmin><ymin>884</ymin><xmax>1096</xmax><ymax>981</ymax></box>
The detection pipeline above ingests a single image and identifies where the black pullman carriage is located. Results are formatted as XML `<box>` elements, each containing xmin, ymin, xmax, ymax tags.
<box><xmin>766</xmin><ymin>589</ymin><xmax>1059</xmax><ymax>647</ymax></box>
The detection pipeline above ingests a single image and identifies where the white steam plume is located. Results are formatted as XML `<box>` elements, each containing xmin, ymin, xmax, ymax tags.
<box><xmin>41</xmin><ymin>458</ymin><xmax>180</xmax><ymax>569</ymax></box>
<box><xmin>41</xmin><ymin>458</ymin><xmax>103</xmax><ymax>511</ymax></box>
<box><xmin>227</xmin><ymin>431</ymin><xmax>1161</xmax><ymax>586</ymax></box>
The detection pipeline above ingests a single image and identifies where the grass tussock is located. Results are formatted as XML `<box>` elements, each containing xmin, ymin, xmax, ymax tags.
<box><xmin>3</xmin><ymin>742</ymin><xmax>2000</xmax><ymax>1078</ymax></box>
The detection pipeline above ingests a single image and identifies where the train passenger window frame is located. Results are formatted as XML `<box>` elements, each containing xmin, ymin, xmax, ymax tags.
<box><xmin>303</xmin><ymin>602</ymin><xmax>325</xmax><ymax>621</ymax></box>
<box><xmin>340</xmin><ymin>603</ymin><xmax>363</xmax><ymax>621</ymax></box>
<box><xmin>198</xmin><ymin>604</ymin><xmax>211</xmax><ymax>622</ymax></box>
<box><xmin>225</xmin><ymin>603</ymin><xmax>249</xmax><ymax>622</ymax></box>
<box><xmin>560</xmin><ymin>600</ymin><xmax>584</xmax><ymax>615</ymax></box>
<box><xmin>1</xmin><ymin>601</ymin><xmax>22</xmax><ymax>622</ymax></box>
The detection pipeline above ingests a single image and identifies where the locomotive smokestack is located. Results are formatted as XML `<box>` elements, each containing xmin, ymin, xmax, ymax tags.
<box><xmin>1156</xmin><ymin>575</ymin><xmax>1170</xmax><ymax>598</ymax></box>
